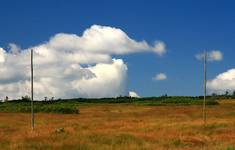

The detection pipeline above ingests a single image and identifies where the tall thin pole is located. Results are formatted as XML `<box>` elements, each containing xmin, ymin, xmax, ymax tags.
<box><xmin>31</xmin><ymin>49</ymin><xmax>35</xmax><ymax>130</ymax></box>
<box><xmin>203</xmin><ymin>51</ymin><xmax>207</xmax><ymax>125</ymax></box>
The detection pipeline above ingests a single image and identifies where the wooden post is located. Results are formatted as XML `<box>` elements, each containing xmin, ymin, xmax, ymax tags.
<box><xmin>31</xmin><ymin>49</ymin><xmax>35</xmax><ymax>130</ymax></box>
<box><xmin>203</xmin><ymin>51</ymin><xmax>207</xmax><ymax>125</ymax></box>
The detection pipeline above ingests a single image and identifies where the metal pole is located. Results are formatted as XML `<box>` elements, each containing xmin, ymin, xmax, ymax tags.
<box><xmin>31</xmin><ymin>49</ymin><xmax>35</xmax><ymax>130</ymax></box>
<box><xmin>203</xmin><ymin>51</ymin><xmax>207</xmax><ymax>125</ymax></box>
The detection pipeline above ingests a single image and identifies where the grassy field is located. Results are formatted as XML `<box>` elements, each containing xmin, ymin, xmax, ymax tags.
<box><xmin>0</xmin><ymin>100</ymin><xmax>235</xmax><ymax>150</ymax></box>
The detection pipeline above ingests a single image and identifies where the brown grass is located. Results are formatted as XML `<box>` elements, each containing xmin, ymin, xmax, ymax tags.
<box><xmin>1</xmin><ymin>101</ymin><xmax>235</xmax><ymax>150</ymax></box>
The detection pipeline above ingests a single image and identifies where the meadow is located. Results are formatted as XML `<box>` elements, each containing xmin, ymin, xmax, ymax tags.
<box><xmin>0</xmin><ymin>98</ymin><xmax>235</xmax><ymax>150</ymax></box>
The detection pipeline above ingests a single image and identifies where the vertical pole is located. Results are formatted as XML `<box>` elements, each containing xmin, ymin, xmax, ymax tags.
<box><xmin>203</xmin><ymin>51</ymin><xmax>207</xmax><ymax>125</ymax></box>
<box><xmin>31</xmin><ymin>49</ymin><xmax>35</xmax><ymax>130</ymax></box>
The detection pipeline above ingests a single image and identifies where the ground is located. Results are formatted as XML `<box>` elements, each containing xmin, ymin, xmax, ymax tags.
<box><xmin>0</xmin><ymin>101</ymin><xmax>235</xmax><ymax>150</ymax></box>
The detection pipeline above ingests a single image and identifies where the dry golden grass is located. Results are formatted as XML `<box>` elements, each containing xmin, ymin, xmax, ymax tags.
<box><xmin>1</xmin><ymin>101</ymin><xmax>235</xmax><ymax>150</ymax></box>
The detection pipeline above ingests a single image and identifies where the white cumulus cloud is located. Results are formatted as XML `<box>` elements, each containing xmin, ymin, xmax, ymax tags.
<box><xmin>208</xmin><ymin>69</ymin><xmax>235</xmax><ymax>94</ymax></box>
<box><xmin>46</xmin><ymin>25</ymin><xmax>166</xmax><ymax>55</ymax></box>
<box><xmin>0</xmin><ymin>25</ymin><xmax>166</xmax><ymax>100</ymax></box>
<box><xmin>0</xmin><ymin>48</ymin><xmax>6</xmax><ymax>63</ymax></box>
<box><xmin>195</xmin><ymin>50</ymin><xmax>223</xmax><ymax>62</ymax></box>
<box><xmin>153</xmin><ymin>73</ymin><xmax>167</xmax><ymax>81</ymax></box>
<box><xmin>129</xmin><ymin>91</ymin><xmax>140</xmax><ymax>98</ymax></box>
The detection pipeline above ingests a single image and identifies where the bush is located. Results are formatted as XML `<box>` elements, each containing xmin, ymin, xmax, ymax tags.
<box><xmin>0</xmin><ymin>101</ymin><xmax>79</xmax><ymax>114</ymax></box>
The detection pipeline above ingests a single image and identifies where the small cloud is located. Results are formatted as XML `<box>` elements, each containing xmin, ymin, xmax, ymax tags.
<box><xmin>153</xmin><ymin>73</ymin><xmax>167</xmax><ymax>81</ymax></box>
<box><xmin>195</xmin><ymin>50</ymin><xmax>223</xmax><ymax>62</ymax></box>
<box><xmin>152</xmin><ymin>41</ymin><xmax>166</xmax><ymax>56</ymax></box>
<box><xmin>129</xmin><ymin>91</ymin><xmax>140</xmax><ymax>98</ymax></box>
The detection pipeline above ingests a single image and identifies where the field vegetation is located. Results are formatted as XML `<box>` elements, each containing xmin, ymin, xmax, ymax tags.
<box><xmin>0</xmin><ymin>97</ymin><xmax>235</xmax><ymax>149</ymax></box>
<box><xmin>0</xmin><ymin>96</ymin><xmax>218</xmax><ymax>114</ymax></box>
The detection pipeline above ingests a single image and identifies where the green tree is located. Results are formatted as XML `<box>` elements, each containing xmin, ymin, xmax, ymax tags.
<box><xmin>233</xmin><ymin>91</ymin><xmax>235</xmax><ymax>98</ymax></box>
<box><xmin>21</xmin><ymin>95</ymin><xmax>31</xmax><ymax>101</ymax></box>
<box><xmin>225</xmin><ymin>91</ymin><xmax>229</xmax><ymax>96</ymax></box>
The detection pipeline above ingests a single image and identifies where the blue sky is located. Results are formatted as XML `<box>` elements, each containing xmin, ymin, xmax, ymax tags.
<box><xmin>0</xmin><ymin>0</ymin><xmax>234</xmax><ymax>97</ymax></box>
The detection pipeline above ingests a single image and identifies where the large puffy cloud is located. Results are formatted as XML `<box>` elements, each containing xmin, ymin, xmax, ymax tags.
<box><xmin>0</xmin><ymin>25</ymin><xmax>166</xmax><ymax>100</ymax></box>
<box><xmin>46</xmin><ymin>25</ymin><xmax>166</xmax><ymax>55</ymax></box>
<box><xmin>0</xmin><ymin>48</ymin><xmax>127</xmax><ymax>99</ymax></box>
<box><xmin>208</xmin><ymin>69</ymin><xmax>235</xmax><ymax>94</ymax></box>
